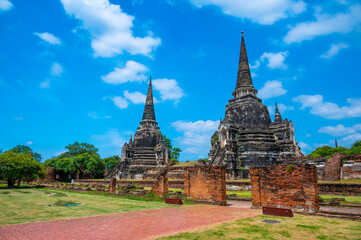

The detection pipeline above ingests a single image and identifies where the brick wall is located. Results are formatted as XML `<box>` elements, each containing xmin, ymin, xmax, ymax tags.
<box><xmin>109</xmin><ymin>178</ymin><xmax>116</xmax><ymax>193</ymax></box>
<box><xmin>323</xmin><ymin>153</ymin><xmax>343</xmax><ymax>181</ymax></box>
<box><xmin>151</xmin><ymin>176</ymin><xmax>168</xmax><ymax>197</ymax></box>
<box><xmin>184</xmin><ymin>165</ymin><xmax>226</xmax><ymax>205</ymax></box>
<box><xmin>250</xmin><ymin>163</ymin><xmax>319</xmax><ymax>213</ymax></box>
<box><xmin>46</xmin><ymin>167</ymin><xmax>55</xmax><ymax>181</ymax></box>
<box><xmin>319</xmin><ymin>183</ymin><xmax>361</xmax><ymax>196</ymax></box>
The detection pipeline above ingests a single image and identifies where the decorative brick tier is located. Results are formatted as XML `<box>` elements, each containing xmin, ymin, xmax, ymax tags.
<box><xmin>184</xmin><ymin>165</ymin><xmax>227</xmax><ymax>205</ymax></box>
<box><xmin>250</xmin><ymin>163</ymin><xmax>319</xmax><ymax>213</ymax></box>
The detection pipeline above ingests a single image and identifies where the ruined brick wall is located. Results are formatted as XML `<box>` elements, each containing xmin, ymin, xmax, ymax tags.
<box><xmin>184</xmin><ymin>165</ymin><xmax>226</xmax><ymax>205</ymax></box>
<box><xmin>46</xmin><ymin>167</ymin><xmax>55</xmax><ymax>181</ymax></box>
<box><xmin>109</xmin><ymin>178</ymin><xmax>116</xmax><ymax>193</ymax></box>
<box><xmin>323</xmin><ymin>153</ymin><xmax>343</xmax><ymax>181</ymax></box>
<box><xmin>250</xmin><ymin>163</ymin><xmax>319</xmax><ymax>213</ymax></box>
<box><xmin>151</xmin><ymin>176</ymin><xmax>168</xmax><ymax>197</ymax></box>
<box><xmin>319</xmin><ymin>183</ymin><xmax>361</xmax><ymax>196</ymax></box>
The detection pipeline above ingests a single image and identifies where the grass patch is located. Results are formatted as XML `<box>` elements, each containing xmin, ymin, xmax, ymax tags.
<box><xmin>159</xmin><ymin>214</ymin><xmax>361</xmax><ymax>240</ymax></box>
<box><xmin>1</xmin><ymin>191</ymin><xmax>10</xmax><ymax>194</ymax></box>
<box><xmin>319</xmin><ymin>179</ymin><xmax>361</xmax><ymax>184</ymax></box>
<box><xmin>0</xmin><ymin>187</ymin><xmax>176</xmax><ymax>225</ymax></box>
<box><xmin>320</xmin><ymin>195</ymin><xmax>361</xmax><ymax>204</ymax></box>
<box><xmin>227</xmin><ymin>191</ymin><xmax>252</xmax><ymax>198</ymax></box>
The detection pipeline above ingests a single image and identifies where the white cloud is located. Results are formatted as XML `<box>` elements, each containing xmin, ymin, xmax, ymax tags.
<box><xmin>321</xmin><ymin>43</ymin><xmax>349</xmax><ymax>59</ymax></box>
<box><xmin>318</xmin><ymin>124</ymin><xmax>356</xmax><ymax>136</ymax></box>
<box><xmin>268</xmin><ymin>103</ymin><xmax>294</xmax><ymax>115</ymax></box>
<box><xmin>260</xmin><ymin>51</ymin><xmax>288</xmax><ymax>69</ymax></box>
<box><xmin>306</xmin><ymin>134</ymin><xmax>311</xmax><ymax>137</ymax></box>
<box><xmin>124</xmin><ymin>90</ymin><xmax>147</xmax><ymax>104</ymax></box>
<box><xmin>249</xmin><ymin>60</ymin><xmax>260</xmax><ymax>69</ymax></box>
<box><xmin>101</xmin><ymin>61</ymin><xmax>148</xmax><ymax>84</ymax></box>
<box><xmin>172</xmin><ymin>120</ymin><xmax>219</xmax><ymax>155</ymax></box>
<box><xmin>284</xmin><ymin>4</ymin><xmax>361</xmax><ymax>44</ymax></box>
<box><xmin>258</xmin><ymin>80</ymin><xmax>287</xmax><ymax>99</ymax></box>
<box><xmin>11</xmin><ymin>117</ymin><xmax>23</xmax><ymax>121</ymax></box>
<box><xmin>293</xmin><ymin>94</ymin><xmax>361</xmax><ymax>119</ymax></box>
<box><xmin>152</xmin><ymin>78</ymin><xmax>185</xmax><ymax>103</ymax></box>
<box><xmin>189</xmin><ymin>0</ymin><xmax>306</xmax><ymax>25</ymax></box>
<box><xmin>26</xmin><ymin>141</ymin><xmax>33</xmax><ymax>145</ymax></box>
<box><xmin>34</xmin><ymin>32</ymin><xmax>61</xmax><ymax>45</ymax></box>
<box><xmin>90</xmin><ymin>128</ymin><xmax>126</xmax><ymax>157</ymax></box>
<box><xmin>51</xmin><ymin>62</ymin><xmax>63</xmax><ymax>76</ymax></box>
<box><xmin>339</xmin><ymin>133</ymin><xmax>361</xmax><ymax>146</ymax></box>
<box><xmin>0</xmin><ymin>0</ymin><xmax>12</xmax><ymax>11</ymax></box>
<box><xmin>39</xmin><ymin>79</ymin><xmax>50</xmax><ymax>89</ymax></box>
<box><xmin>298</xmin><ymin>141</ymin><xmax>310</xmax><ymax>150</ymax></box>
<box><xmin>60</xmin><ymin>0</ymin><xmax>161</xmax><ymax>57</ymax></box>
<box><xmin>111</xmin><ymin>96</ymin><xmax>129</xmax><ymax>109</ymax></box>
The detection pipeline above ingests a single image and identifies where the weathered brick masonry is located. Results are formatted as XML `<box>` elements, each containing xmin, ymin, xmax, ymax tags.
<box><xmin>184</xmin><ymin>165</ymin><xmax>227</xmax><ymax>205</ymax></box>
<box><xmin>250</xmin><ymin>163</ymin><xmax>319</xmax><ymax>213</ymax></box>
<box><xmin>323</xmin><ymin>153</ymin><xmax>343</xmax><ymax>181</ymax></box>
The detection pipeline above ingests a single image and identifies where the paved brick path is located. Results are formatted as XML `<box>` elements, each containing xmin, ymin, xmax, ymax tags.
<box><xmin>320</xmin><ymin>206</ymin><xmax>361</xmax><ymax>216</ymax></box>
<box><xmin>0</xmin><ymin>205</ymin><xmax>259</xmax><ymax>240</ymax></box>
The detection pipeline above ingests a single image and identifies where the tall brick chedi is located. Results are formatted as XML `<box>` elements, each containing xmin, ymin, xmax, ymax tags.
<box><xmin>105</xmin><ymin>77</ymin><xmax>169</xmax><ymax>179</ymax></box>
<box><xmin>208</xmin><ymin>32</ymin><xmax>303</xmax><ymax>179</ymax></box>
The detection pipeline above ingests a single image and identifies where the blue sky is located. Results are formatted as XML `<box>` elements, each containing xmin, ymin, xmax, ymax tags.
<box><xmin>0</xmin><ymin>0</ymin><xmax>360</xmax><ymax>161</ymax></box>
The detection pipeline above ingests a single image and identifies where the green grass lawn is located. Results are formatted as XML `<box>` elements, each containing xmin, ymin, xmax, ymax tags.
<box><xmin>159</xmin><ymin>214</ymin><xmax>361</xmax><ymax>240</ymax></box>
<box><xmin>0</xmin><ymin>186</ymin><xmax>174</xmax><ymax>225</ymax></box>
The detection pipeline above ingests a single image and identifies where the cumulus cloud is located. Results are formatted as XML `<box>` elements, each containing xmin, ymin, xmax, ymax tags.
<box><xmin>0</xmin><ymin>0</ymin><xmax>12</xmax><ymax>11</ymax></box>
<box><xmin>321</xmin><ymin>43</ymin><xmax>349</xmax><ymax>59</ymax></box>
<box><xmin>111</xmin><ymin>96</ymin><xmax>129</xmax><ymax>109</ymax></box>
<box><xmin>298</xmin><ymin>141</ymin><xmax>311</xmax><ymax>150</ymax></box>
<box><xmin>90</xmin><ymin>128</ymin><xmax>127</xmax><ymax>157</ymax></box>
<box><xmin>339</xmin><ymin>133</ymin><xmax>361</xmax><ymax>146</ymax></box>
<box><xmin>284</xmin><ymin>4</ymin><xmax>361</xmax><ymax>44</ymax></box>
<box><xmin>39</xmin><ymin>79</ymin><xmax>50</xmax><ymax>89</ymax></box>
<box><xmin>88</xmin><ymin>111</ymin><xmax>111</xmax><ymax>119</ymax></box>
<box><xmin>172</xmin><ymin>120</ymin><xmax>219</xmax><ymax>155</ymax></box>
<box><xmin>26</xmin><ymin>141</ymin><xmax>33</xmax><ymax>145</ymax></box>
<box><xmin>293</xmin><ymin>94</ymin><xmax>361</xmax><ymax>119</ymax></box>
<box><xmin>258</xmin><ymin>80</ymin><xmax>287</xmax><ymax>99</ymax></box>
<box><xmin>152</xmin><ymin>78</ymin><xmax>185</xmax><ymax>103</ymax></box>
<box><xmin>11</xmin><ymin>117</ymin><xmax>23</xmax><ymax>121</ymax></box>
<box><xmin>318</xmin><ymin>124</ymin><xmax>356</xmax><ymax>136</ymax></box>
<box><xmin>124</xmin><ymin>90</ymin><xmax>147</xmax><ymax>104</ymax></box>
<box><xmin>268</xmin><ymin>103</ymin><xmax>294</xmax><ymax>115</ymax></box>
<box><xmin>101</xmin><ymin>61</ymin><xmax>148</xmax><ymax>84</ymax></box>
<box><xmin>260</xmin><ymin>51</ymin><xmax>289</xmax><ymax>69</ymax></box>
<box><xmin>60</xmin><ymin>0</ymin><xmax>161</xmax><ymax>57</ymax></box>
<box><xmin>51</xmin><ymin>62</ymin><xmax>63</xmax><ymax>76</ymax></box>
<box><xmin>34</xmin><ymin>32</ymin><xmax>61</xmax><ymax>45</ymax></box>
<box><xmin>188</xmin><ymin>0</ymin><xmax>306</xmax><ymax>25</ymax></box>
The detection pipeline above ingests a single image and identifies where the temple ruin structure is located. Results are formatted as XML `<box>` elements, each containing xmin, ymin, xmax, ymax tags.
<box><xmin>105</xmin><ymin>77</ymin><xmax>169</xmax><ymax>179</ymax></box>
<box><xmin>208</xmin><ymin>32</ymin><xmax>303</xmax><ymax>179</ymax></box>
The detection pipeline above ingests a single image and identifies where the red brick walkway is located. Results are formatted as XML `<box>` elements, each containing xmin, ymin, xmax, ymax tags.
<box><xmin>0</xmin><ymin>205</ymin><xmax>259</xmax><ymax>240</ymax></box>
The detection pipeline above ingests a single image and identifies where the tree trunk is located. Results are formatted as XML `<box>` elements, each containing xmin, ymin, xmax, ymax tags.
<box><xmin>17</xmin><ymin>180</ymin><xmax>21</xmax><ymax>187</ymax></box>
<box><xmin>7</xmin><ymin>179</ymin><xmax>15</xmax><ymax>188</ymax></box>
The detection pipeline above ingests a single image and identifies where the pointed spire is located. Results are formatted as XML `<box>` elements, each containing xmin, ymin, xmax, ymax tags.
<box><xmin>142</xmin><ymin>76</ymin><xmax>156</xmax><ymax>121</ymax></box>
<box><xmin>274</xmin><ymin>102</ymin><xmax>282</xmax><ymax>122</ymax></box>
<box><xmin>235</xmin><ymin>31</ymin><xmax>254</xmax><ymax>90</ymax></box>
<box><xmin>335</xmin><ymin>139</ymin><xmax>338</xmax><ymax>148</ymax></box>
<box><xmin>129</xmin><ymin>134</ymin><xmax>133</xmax><ymax>143</ymax></box>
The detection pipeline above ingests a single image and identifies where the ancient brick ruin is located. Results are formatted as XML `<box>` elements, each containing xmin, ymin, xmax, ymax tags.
<box><xmin>109</xmin><ymin>178</ymin><xmax>116</xmax><ymax>193</ymax></box>
<box><xmin>151</xmin><ymin>166</ymin><xmax>169</xmax><ymax>197</ymax></box>
<box><xmin>105</xmin><ymin>77</ymin><xmax>169</xmax><ymax>180</ymax></box>
<box><xmin>208</xmin><ymin>32</ymin><xmax>303</xmax><ymax>179</ymax></box>
<box><xmin>184</xmin><ymin>165</ymin><xmax>227</xmax><ymax>205</ymax></box>
<box><xmin>250</xmin><ymin>163</ymin><xmax>319</xmax><ymax>213</ymax></box>
<box><xmin>323</xmin><ymin>153</ymin><xmax>343</xmax><ymax>181</ymax></box>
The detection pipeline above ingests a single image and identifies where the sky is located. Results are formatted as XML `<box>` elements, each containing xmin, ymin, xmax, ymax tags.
<box><xmin>0</xmin><ymin>0</ymin><xmax>360</xmax><ymax>162</ymax></box>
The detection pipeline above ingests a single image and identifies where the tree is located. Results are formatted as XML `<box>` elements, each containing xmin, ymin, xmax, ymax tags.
<box><xmin>307</xmin><ymin>145</ymin><xmax>349</xmax><ymax>158</ymax></box>
<box><xmin>9</xmin><ymin>145</ymin><xmax>42</xmax><ymax>162</ymax></box>
<box><xmin>162</xmin><ymin>135</ymin><xmax>182</xmax><ymax>163</ymax></box>
<box><xmin>0</xmin><ymin>151</ymin><xmax>45</xmax><ymax>188</ymax></box>
<box><xmin>45</xmin><ymin>142</ymin><xmax>105</xmax><ymax>179</ymax></box>
<box><xmin>348</xmin><ymin>141</ymin><xmax>361</xmax><ymax>155</ymax></box>
<box><xmin>103</xmin><ymin>156</ymin><xmax>121</xmax><ymax>171</ymax></box>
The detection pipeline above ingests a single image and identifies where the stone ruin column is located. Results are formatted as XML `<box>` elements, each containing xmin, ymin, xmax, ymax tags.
<box><xmin>109</xmin><ymin>178</ymin><xmax>117</xmax><ymax>193</ymax></box>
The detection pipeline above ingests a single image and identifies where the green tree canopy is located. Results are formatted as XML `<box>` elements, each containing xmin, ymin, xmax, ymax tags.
<box><xmin>348</xmin><ymin>141</ymin><xmax>361</xmax><ymax>155</ymax></box>
<box><xmin>0</xmin><ymin>151</ymin><xmax>45</xmax><ymax>188</ymax></box>
<box><xmin>162</xmin><ymin>135</ymin><xmax>182</xmax><ymax>163</ymax></box>
<box><xmin>9</xmin><ymin>145</ymin><xmax>42</xmax><ymax>162</ymax></box>
<box><xmin>103</xmin><ymin>156</ymin><xmax>121</xmax><ymax>170</ymax></box>
<box><xmin>307</xmin><ymin>145</ymin><xmax>351</xmax><ymax>158</ymax></box>
<box><xmin>45</xmin><ymin>142</ymin><xmax>105</xmax><ymax>179</ymax></box>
